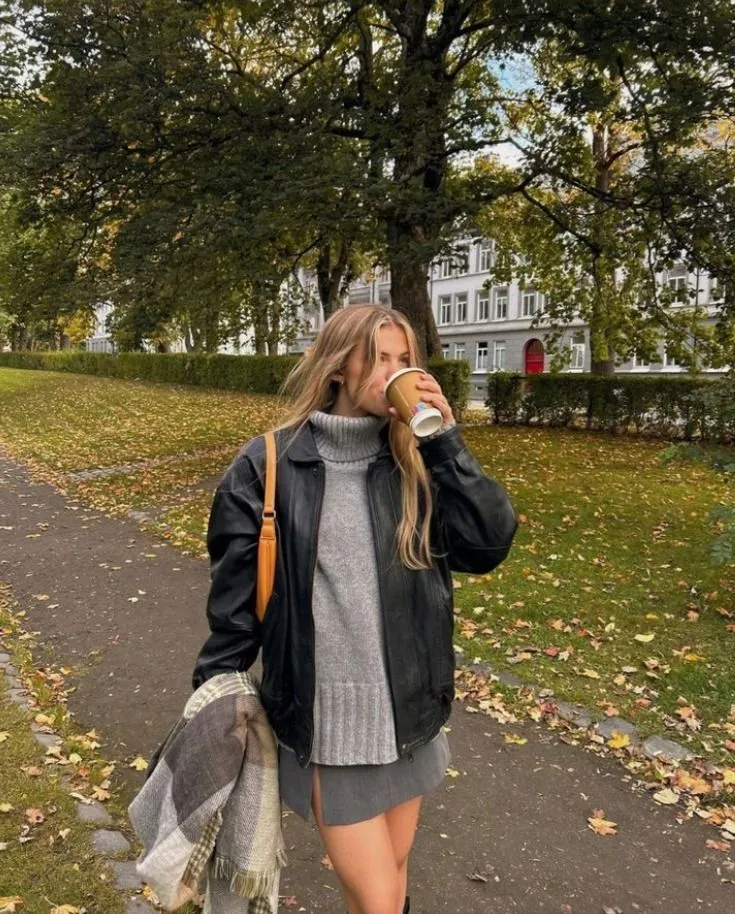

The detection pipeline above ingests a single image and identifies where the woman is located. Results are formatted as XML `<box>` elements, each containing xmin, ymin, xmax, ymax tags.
<box><xmin>193</xmin><ymin>304</ymin><xmax>517</xmax><ymax>914</ymax></box>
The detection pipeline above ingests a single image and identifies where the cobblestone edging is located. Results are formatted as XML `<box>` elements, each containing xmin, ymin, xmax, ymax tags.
<box><xmin>456</xmin><ymin>650</ymin><xmax>695</xmax><ymax>763</ymax></box>
<box><xmin>0</xmin><ymin>645</ymin><xmax>158</xmax><ymax>914</ymax></box>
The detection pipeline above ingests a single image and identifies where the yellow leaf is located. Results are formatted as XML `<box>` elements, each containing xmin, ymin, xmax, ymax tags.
<box><xmin>0</xmin><ymin>897</ymin><xmax>24</xmax><ymax>913</ymax></box>
<box><xmin>607</xmin><ymin>732</ymin><xmax>630</xmax><ymax>749</ymax></box>
<box><xmin>587</xmin><ymin>811</ymin><xmax>618</xmax><ymax>836</ymax></box>
<box><xmin>446</xmin><ymin>767</ymin><xmax>461</xmax><ymax>778</ymax></box>
<box><xmin>34</xmin><ymin>714</ymin><xmax>54</xmax><ymax>727</ymax></box>
<box><xmin>503</xmin><ymin>733</ymin><xmax>528</xmax><ymax>745</ymax></box>
<box><xmin>50</xmin><ymin>906</ymin><xmax>80</xmax><ymax>914</ymax></box>
<box><xmin>580</xmin><ymin>669</ymin><xmax>600</xmax><ymax>679</ymax></box>
<box><xmin>0</xmin><ymin>732</ymin><xmax>9</xmax><ymax>744</ymax></box>
<box><xmin>634</xmin><ymin>633</ymin><xmax>656</xmax><ymax>643</ymax></box>
<box><xmin>722</xmin><ymin>769</ymin><xmax>735</xmax><ymax>787</ymax></box>
<box><xmin>0</xmin><ymin>803</ymin><xmax>14</xmax><ymax>814</ymax></box>
<box><xmin>129</xmin><ymin>756</ymin><xmax>148</xmax><ymax>771</ymax></box>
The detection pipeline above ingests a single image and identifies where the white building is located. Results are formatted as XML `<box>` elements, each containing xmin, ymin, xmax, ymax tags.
<box><xmin>86</xmin><ymin>240</ymin><xmax>726</xmax><ymax>398</ymax></box>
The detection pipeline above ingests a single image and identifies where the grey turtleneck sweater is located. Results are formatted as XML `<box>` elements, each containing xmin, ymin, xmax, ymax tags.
<box><xmin>308</xmin><ymin>410</ymin><xmax>398</xmax><ymax>766</ymax></box>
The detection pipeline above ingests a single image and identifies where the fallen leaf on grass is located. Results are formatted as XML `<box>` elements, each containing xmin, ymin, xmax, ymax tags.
<box><xmin>50</xmin><ymin>906</ymin><xmax>82</xmax><ymax>914</ymax></box>
<box><xmin>579</xmin><ymin>669</ymin><xmax>600</xmax><ymax>679</ymax></box>
<box><xmin>20</xmin><ymin>766</ymin><xmax>43</xmax><ymax>777</ymax></box>
<box><xmin>129</xmin><ymin>756</ymin><xmax>148</xmax><ymax>771</ymax></box>
<box><xmin>587</xmin><ymin>810</ymin><xmax>617</xmax><ymax>836</ymax></box>
<box><xmin>722</xmin><ymin>769</ymin><xmax>735</xmax><ymax>787</ymax></box>
<box><xmin>634</xmin><ymin>633</ymin><xmax>656</xmax><ymax>643</ymax></box>
<box><xmin>91</xmin><ymin>786</ymin><xmax>110</xmax><ymax>802</ymax></box>
<box><xmin>0</xmin><ymin>897</ymin><xmax>24</xmax><ymax>913</ymax></box>
<box><xmin>24</xmin><ymin>808</ymin><xmax>44</xmax><ymax>825</ymax></box>
<box><xmin>0</xmin><ymin>804</ymin><xmax>13</xmax><ymax>814</ymax></box>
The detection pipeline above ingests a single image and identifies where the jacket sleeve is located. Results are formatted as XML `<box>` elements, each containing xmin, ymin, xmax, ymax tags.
<box><xmin>191</xmin><ymin>444</ymin><xmax>264</xmax><ymax>690</ymax></box>
<box><xmin>419</xmin><ymin>425</ymin><xmax>517</xmax><ymax>574</ymax></box>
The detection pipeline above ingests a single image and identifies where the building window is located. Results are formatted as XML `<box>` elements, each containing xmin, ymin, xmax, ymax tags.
<box><xmin>455</xmin><ymin>292</ymin><xmax>468</xmax><ymax>323</ymax></box>
<box><xmin>492</xmin><ymin>340</ymin><xmax>506</xmax><ymax>371</ymax></box>
<box><xmin>440</xmin><ymin>259</ymin><xmax>453</xmax><ymax>279</ymax></box>
<box><xmin>478</xmin><ymin>243</ymin><xmax>493</xmax><ymax>272</ymax></box>
<box><xmin>454</xmin><ymin>343</ymin><xmax>466</xmax><ymax>361</ymax></box>
<box><xmin>439</xmin><ymin>295</ymin><xmax>452</xmax><ymax>325</ymax></box>
<box><xmin>667</xmin><ymin>274</ymin><xmax>688</xmax><ymax>302</ymax></box>
<box><xmin>476</xmin><ymin>291</ymin><xmax>490</xmax><ymax>322</ymax></box>
<box><xmin>476</xmin><ymin>341</ymin><xmax>488</xmax><ymax>371</ymax></box>
<box><xmin>522</xmin><ymin>290</ymin><xmax>538</xmax><ymax>317</ymax></box>
<box><xmin>632</xmin><ymin>352</ymin><xmax>650</xmax><ymax>369</ymax></box>
<box><xmin>441</xmin><ymin>344</ymin><xmax>450</xmax><ymax>360</ymax></box>
<box><xmin>493</xmin><ymin>288</ymin><xmax>508</xmax><ymax>321</ymax></box>
<box><xmin>455</xmin><ymin>245</ymin><xmax>470</xmax><ymax>275</ymax></box>
<box><xmin>664</xmin><ymin>349</ymin><xmax>678</xmax><ymax>368</ymax></box>
<box><xmin>570</xmin><ymin>331</ymin><xmax>585</xmax><ymax>370</ymax></box>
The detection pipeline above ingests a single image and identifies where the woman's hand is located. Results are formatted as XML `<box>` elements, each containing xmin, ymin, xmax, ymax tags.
<box><xmin>387</xmin><ymin>373</ymin><xmax>455</xmax><ymax>429</ymax></box>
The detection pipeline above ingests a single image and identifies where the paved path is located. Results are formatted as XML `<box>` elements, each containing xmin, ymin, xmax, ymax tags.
<box><xmin>1</xmin><ymin>447</ymin><xmax>733</xmax><ymax>913</ymax></box>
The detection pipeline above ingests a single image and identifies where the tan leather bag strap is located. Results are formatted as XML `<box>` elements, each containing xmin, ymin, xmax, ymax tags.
<box><xmin>256</xmin><ymin>431</ymin><xmax>277</xmax><ymax>623</ymax></box>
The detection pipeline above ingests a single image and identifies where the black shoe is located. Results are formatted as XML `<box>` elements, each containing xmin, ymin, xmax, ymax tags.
<box><xmin>403</xmin><ymin>898</ymin><xmax>410</xmax><ymax>914</ymax></box>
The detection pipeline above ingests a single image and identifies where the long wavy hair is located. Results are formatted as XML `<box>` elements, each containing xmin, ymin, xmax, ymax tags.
<box><xmin>279</xmin><ymin>305</ymin><xmax>434</xmax><ymax>570</ymax></box>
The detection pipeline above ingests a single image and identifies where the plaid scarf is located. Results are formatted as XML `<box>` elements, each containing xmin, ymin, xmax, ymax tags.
<box><xmin>128</xmin><ymin>672</ymin><xmax>287</xmax><ymax>913</ymax></box>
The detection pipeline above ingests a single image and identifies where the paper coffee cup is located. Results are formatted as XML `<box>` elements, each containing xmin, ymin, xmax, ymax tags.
<box><xmin>384</xmin><ymin>367</ymin><xmax>443</xmax><ymax>438</ymax></box>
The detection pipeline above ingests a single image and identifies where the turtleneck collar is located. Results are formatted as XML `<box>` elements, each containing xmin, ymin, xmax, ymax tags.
<box><xmin>309</xmin><ymin>410</ymin><xmax>388</xmax><ymax>463</ymax></box>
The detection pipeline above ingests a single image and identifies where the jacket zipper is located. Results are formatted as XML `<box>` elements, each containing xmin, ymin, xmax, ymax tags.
<box><xmin>305</xmin><ymin>462</ymin><xmax>325</xmax><ymax>767</ymax></box>
<box><xmin>367</xmin><ymin>462</ymin><xmax>404</xmax><ymax>758</ymax></box>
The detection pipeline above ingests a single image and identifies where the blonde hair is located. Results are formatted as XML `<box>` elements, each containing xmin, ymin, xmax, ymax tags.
<box><xmin>278</xmin><ymin>305</ymin><xmax>434</xmax><ymax>570</ymax></box>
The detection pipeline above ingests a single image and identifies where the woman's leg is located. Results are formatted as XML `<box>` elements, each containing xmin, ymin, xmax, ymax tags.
<box><xmin>385</xmin><ymin>796</ymin><xmax>422</xmax><ymax>912</ymax></box>
<box><xmin>312</xmin><ymin>769</ymin><xmax>402</xmax><ymax>914</ymax></box>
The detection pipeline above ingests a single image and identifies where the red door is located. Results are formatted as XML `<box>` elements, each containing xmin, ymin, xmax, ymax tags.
<box><xmin>525</xmin><ymin>339</ymin><xmax>545</xmax><ymax>374</ymax></box>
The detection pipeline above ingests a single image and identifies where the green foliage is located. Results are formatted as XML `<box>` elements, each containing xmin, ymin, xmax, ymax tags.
<box><xmin>485</xmin><ymin>372</ymin><xmax>735</xmax><ymax>442</ymax></box>
<box><xmin>427</xmin><ymin>358</ymin><xmax>471</xmax><ymax>421</ymax></box>
<box><xmin>0</xmin><ymin>350</ymin><xmax>471</xmax><ymax>419</ymax></box>
<box><xmin>0</xmin><ymin>351</ymin><xmax>301</xmax><ymax>395</ymax></box>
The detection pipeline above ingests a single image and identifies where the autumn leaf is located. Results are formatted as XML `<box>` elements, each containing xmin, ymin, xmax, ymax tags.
<box><xmin>446</xmin><ymin>767</ymin><xmax>461</xmax><ymax>778</ymax></box>
<box><xmin>653</xmin><ymin>788</ymin><xmax>680</xmax><ymax>805</ymax></box>
<box><xmin>0</xmin><ymin>732</ymin><xmax>9</xmax><ymax>744</ymax></box>
<box><xmin>0</xmin><ymin>804</ymin><xmax>13</xmax><ymax>814</ymax></box>
<box><xmin>721</xmin><ymin>769</ymin><xmax>735</xmax><ymax>787</ymax></box>
<box><xmin>129</xmin><ymin>756</ymin><xmax>148</xmax><ymax>771</ymax></box>
<box><xmin>24</xmin><ymin>808</ymin><xmax>45</xmax><ymax>825</ymax></box>
<box><xmin>580</xmin><ymin>669</ymin><xmax>600</xmax><ymax>679</ymax></box>
<box><xmin>706</xmin><ymin>839</ymin><xmax>731</xmax><ymax>853</ymax></box>
<box><xmin>0</xmin><ymin>897</ymin><xmax>24</xmax><ymax>913</ymax></box>
<box><xmin>587</xmin><ymin>810</ymin><xmax>618</xmax><ymax>836</ymax></box>
<box><xmin>50</xmin><ymin>906</ymin><xmax>81</xmax><ymax>914</ymax></box>
<box><xmin>607</xmin><ymin>732</ymin><xmax>630</xmax><ymax>750</ymax></box>
<box><xmin>634</xmin><ymin>633</ymin><xmax>655</xmax><ymax>643</ymax></box>
<box><xmin>503</xmin><ymin>733</ymin><xmax>527</xmax><ymax>745</ymax></box>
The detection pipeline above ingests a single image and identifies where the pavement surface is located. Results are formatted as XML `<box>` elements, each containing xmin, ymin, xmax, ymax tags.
<box><xmin>1</xmin><ymin>446</ymin><xmax>734</xmax><ymax>914</ymax></box>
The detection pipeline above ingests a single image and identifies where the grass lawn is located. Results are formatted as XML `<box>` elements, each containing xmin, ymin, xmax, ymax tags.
<box><xmin>1</xmin><ymin>367</ymin><xmax>734</xmax><ymax>768</ymax></box>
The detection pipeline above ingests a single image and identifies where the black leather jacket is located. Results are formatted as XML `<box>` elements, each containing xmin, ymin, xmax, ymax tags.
<box><xmin>192</xmin><ymin>421</ymin><xmax>517</xmax><ymax>767</ymax></box>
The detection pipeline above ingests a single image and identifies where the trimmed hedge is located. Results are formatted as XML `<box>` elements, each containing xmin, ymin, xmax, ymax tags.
<box><xmin>486</xmin><ymin>372</ymin><xmax>735</xmax><ymax>442</ymax></box>
<box><xmin>0</xmin><ymin>350</ymin><xmax>470</xmax><ymax>419</ymax></box>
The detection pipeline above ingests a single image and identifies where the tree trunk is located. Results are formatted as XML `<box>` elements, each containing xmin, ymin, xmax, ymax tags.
<box><xmin>267</xmin><ymin>294</ymin><xmax>281</xmax><ymax>355</ymax></box>
<box><xmin>387</xmin><ymin>221</ymin><xmax>441</xmax><ymax>361</ymax></box>
<box><xmin>590</xmin><ymin>122</ymin><xmax>616</xmax><ymax>375</ymax></box>
<box><xmin>316</xmin><ymin>240</ymin><xmax>351</xmax><ymax>321</ymax></box>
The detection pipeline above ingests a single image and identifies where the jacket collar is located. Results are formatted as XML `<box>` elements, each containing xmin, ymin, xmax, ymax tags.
<box><xmin>284</xmin><ymin>417</ymin><xmax>392</xmax><ymax>464</ymax></box>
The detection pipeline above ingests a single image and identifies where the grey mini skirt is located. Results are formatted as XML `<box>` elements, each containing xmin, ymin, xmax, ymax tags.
<box><xmin>278</xmin><ymin>729</ymin><xmax>450</xmax><ymax>826</ymax></box>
